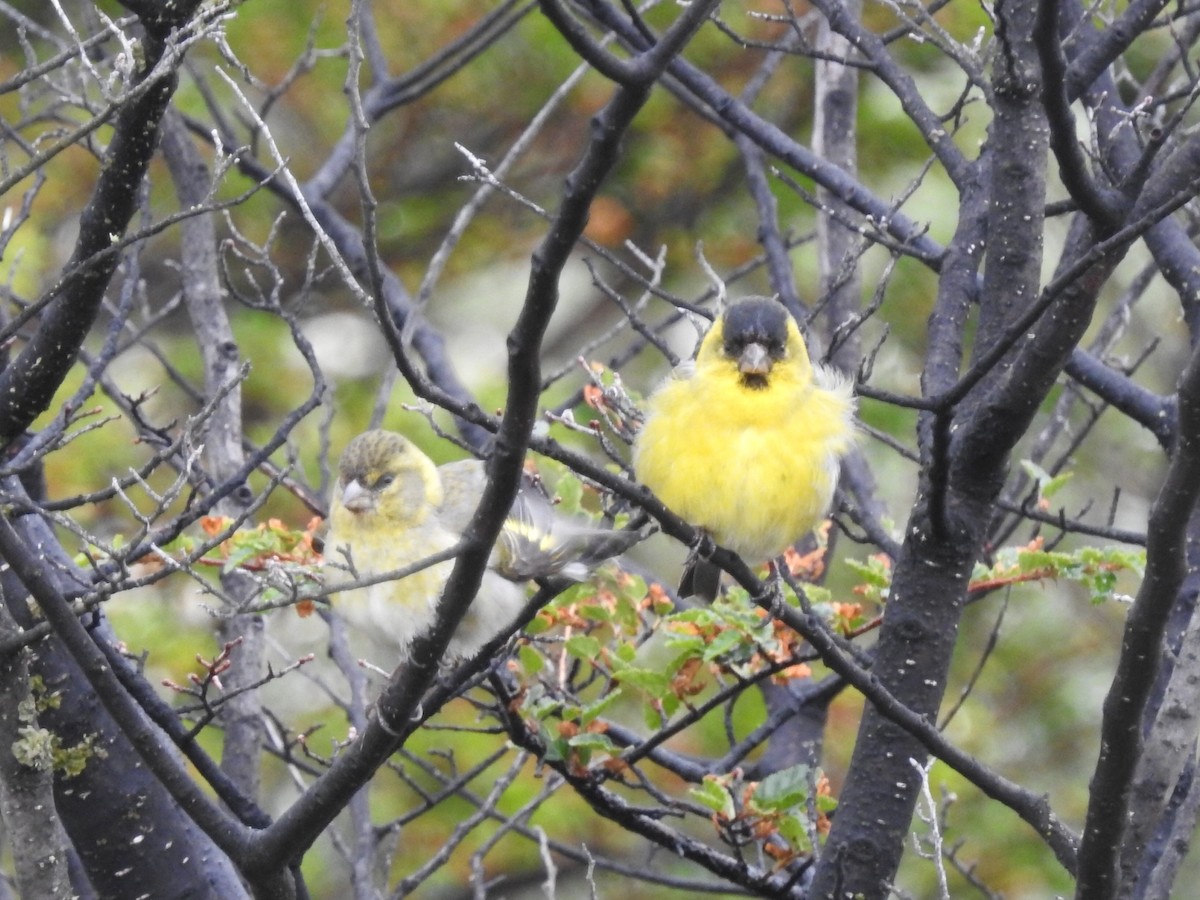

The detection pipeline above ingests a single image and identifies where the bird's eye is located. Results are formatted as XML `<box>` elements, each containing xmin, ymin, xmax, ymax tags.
<box><xmin>376</xmin><ymin>474</ymin><xmax>395</xmax><ymax>489</ymax></box>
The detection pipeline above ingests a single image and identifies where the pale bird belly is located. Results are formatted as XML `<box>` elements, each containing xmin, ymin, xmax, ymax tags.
<box><xmin>446</xmin><ymin>572</ymin><xmax>528</xmax><ymax>659</ymax></box>
<box><xmin>334</xmin><ymin>561</ymin><xmax>452</xmax><ymax>652</ymax></box>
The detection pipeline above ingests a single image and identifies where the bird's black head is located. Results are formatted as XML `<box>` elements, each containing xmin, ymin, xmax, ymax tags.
<box><xmin>720</xmin><ymin>298</ymin><xmax>791</xmax><ymax>388</ymax></box>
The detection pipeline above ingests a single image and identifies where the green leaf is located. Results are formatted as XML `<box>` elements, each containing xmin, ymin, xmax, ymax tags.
<box><xmin>752</xmin><ymin>764</ymin><xmax>814</xmax><ymax>811</ymax></box>
<box><xmin>567</xmin><ymin>731</ymin><xmax>615</xmax><ymax>753</ymax></box>
<box><xmin>691</xmin><ymin>776</ymin><xmax>735</xmax><ymax>819</ymax></box>
<box><xmin>577</xmin><ymin>601</ymin><xmax>613</xmax><ymax>623</ymax></box>
<box><xmin>1020</xmin><ymin>459</ymin><xmax>1073</xmax><ymax>500</ymax></box>
<box><xmin>611</xmin><ymin>590</ymin><xmax>641</xmax><ymax>632</ymax></box>
<box><xmin>774</xmin><ymin>812</ymin><xmax>813</xmax><ymax>853</ymax></box>
<box><xmin>517</xmin><ymin>644</ymin><xmax>544</xmax><ymax>675</ymax></box>
<box><xmin>660</xmin><ymin>692</ymin><xmax>680</xmax><ymax>719</ymax></box>
<box><xmin>702</xmin><ymin>626</ymin><xmax>744</xmax><ymax>661</ymax></box>
<box><xmin>521</xmin><ymin>688</ymin><xmax>563</xmax><ymax>722</ymax></box>
<box><xmin>803</xmin><ymin>584</ymin><xmax>832</xmax><ymax>606</ymax></box>
<box><xmin>580</xmin><ymin>691</ymin><xmax>621</xmax><ymax>727</ymax></box>
<box><xmin>844</xmin><ymin>556</ymin><xmax>892</xmax><ymax>588</ymax></box>
<box><xmin>663</xmin><ymin>631</ymin><xmax>705</xmax><ymax>655</ymax></box>
<box><xmin>565</xmin><ymin>634</ymin><xmax>602</xmax><ymax>661</ymax></box>
<box><xmin>1041</xmin><ymin>472</ymin><xmax>1073</xmax><ymax>499</ymax></box>
<box><xmin>612</xmin><ymin>666</ymin><xmax>669</xmax><ymax>699</ymax></box>
<box><xmin>543</xmin><ymin>735</ymin><xmax>568</xmax><ymax>764</ymax></box>
<box><xmin>642</xmin><ymin>699</ymin><xmax>664</xmax><ymax>732</ymax></box>
<box><xmin>1017</xmin><ymin>548</ymin><xmax>1055</xmax><ymax>572</ymax></box>
<box><xmin>222</xmin><ymin>541</ymin><xmax>261</xmax><ymax>574</ymax></box>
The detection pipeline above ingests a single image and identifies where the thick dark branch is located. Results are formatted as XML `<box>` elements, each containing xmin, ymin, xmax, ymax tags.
<box><xmin>0</xmin><ymin>507</ymin><xmax>254</xmax><ymax>869</ymax></box>
<box><xmin>932</xmin><ymin>157</ymin><xmax>1200</xmax><ymax>442</ymax></box>
<box><xmin>1076</xmin><ymin>334</ymin><xmax>1200</xmax><ymax>898</ymax></box>
<box><xmin>808</xmin><ymin>0</ymin><xmax>972</xmax><ymax>187</ymax></box>
<box><xmin>1035</xmin><ymin>0</ymin><xmax>1125</xmax><ymax>225</ymax></box>
<box><xmin>953</xmin><ymin>217</ymin><xmax>1119</xmax><ymax>483</ymax></box>
<box><xmin>1066</xmin><ymin>348</ymin><xmax>1176</xmax><ymax>449</ymax></box>
<box><xmin>736</xmin><ymin>134</ymin><xmax>803</xmax><ymax>317</ymax></box>
<box><xmin>91</xmin><ymin>631</ymin><xmax>272</xmax><ymax>829</ymax></box>
<box><xmin>931</xmin><ymin>0</ymin><xmax>1053</xmax><ymax>527</ymax></box>
<box><xmin>1143</xmin><ymin>218</ymin><xmax>1200</xmax><ymax>335</ymax></box>
<box><xmin>1063</xmin><ymin>0</ymin><xmax>1173</xmax><ymax>101</ymax></box>
<box><xmin>979</xmin><ymin>0</ymin><xmax>1049</xmax><ymax>349</ymax></box>
<box><xmin>116</xmin><ymin>0</ymin><xmax>204</xmax><ymax>37</ymax></box>
<box><xmin>542</xmin><ymin>0</ymin><xmax>721</xmax><ymax>87</ymax></box>
<box><xmin>0</xmin><ymin>604</ymin><xmax>73</xmax><ymax>895</ymax></box>
<box><xmin>812</xmin><ymin>2</ymin><xmax>1062</xmax><ymax>888</ymax></box>
<box><xmin>917</xmin><ymin>164</ymin><xmax>988</xmax><ymax>532</ymax></box>
<box><xmin>540</xmin><ymin>0</ymin><xmax>642</xmax><ymax>83</ymax></box>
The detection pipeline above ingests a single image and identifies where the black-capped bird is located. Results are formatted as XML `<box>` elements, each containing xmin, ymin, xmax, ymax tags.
<box><xmin>633</xmin><ymin>297</ymin><xmax>855</xmax><ymax>597</ymax></box>
<box><xmin>326</xmin><ymin>429</ymin><xmax>633</xmax><ymax>661</ymax></box>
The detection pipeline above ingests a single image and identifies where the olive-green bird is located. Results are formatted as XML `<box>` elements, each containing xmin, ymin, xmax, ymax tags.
<box><xmin>325</xmin><ymin>429</ymin><xmax>633</xmax><ymax>661</ymax></box>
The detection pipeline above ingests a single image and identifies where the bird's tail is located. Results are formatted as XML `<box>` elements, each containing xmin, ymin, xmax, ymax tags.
<box><xmin>496</xmin><ymin>487</ymin><xmax>644</xmax><ymax>582</ymax></box>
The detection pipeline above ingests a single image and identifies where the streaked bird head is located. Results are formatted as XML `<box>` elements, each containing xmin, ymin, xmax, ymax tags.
<box><xmin>700</xmin><ymin>296</ymin><xmax>811</xmax><ymax>390</ymax></box>
<box><xmin>334</xmin><ymin>430</ymin><xmax>443</xmax><ymax>527</ymax></box>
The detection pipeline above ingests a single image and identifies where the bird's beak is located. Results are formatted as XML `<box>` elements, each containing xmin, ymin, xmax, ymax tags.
<box><xmin>738</xmin><ymin>342</ymin><xmax>773</xmax><ymax>376</ymax></box>
<box><xmin>341</xmin><ymin>479</ymin><xmax>374</xmax><ymax>513</ymax></box>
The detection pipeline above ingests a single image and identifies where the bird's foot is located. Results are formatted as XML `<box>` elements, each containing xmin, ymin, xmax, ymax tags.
<box><xmin>688</xmin><ymin>528</ymin><xmax>717</xmax><ymax>562</ymax></box>
<box><xmin>763</xmin><ymin>558</ymin><xmax>788</xmax><ymax>618</ymax></box>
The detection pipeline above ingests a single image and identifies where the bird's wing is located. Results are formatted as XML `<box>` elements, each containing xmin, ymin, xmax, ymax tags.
<box><xmin>436</xmin><ymin>458</ymin><xmax>642</xmax><ymax>582</ymax></box>
<box><xmin>435</xmin><ymin>459</ymin><xmax>490</xmax><ymax>536</ymax></box>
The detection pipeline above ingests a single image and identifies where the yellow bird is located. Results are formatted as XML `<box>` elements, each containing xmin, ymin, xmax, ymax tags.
<box><xmin>633</xmin><ymin>297</ymin><xmax>855</xmax><ymax>596</ymax></box>
<box><xmin>326</xmin><ymin>429</ymin><xmax>633</xmax><ymax>661</ymax></box>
